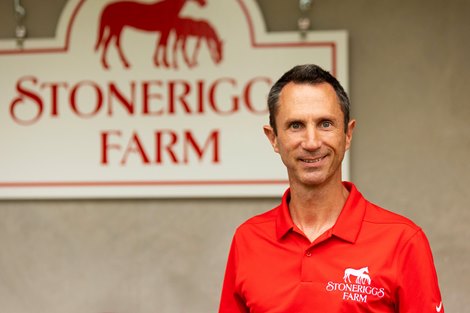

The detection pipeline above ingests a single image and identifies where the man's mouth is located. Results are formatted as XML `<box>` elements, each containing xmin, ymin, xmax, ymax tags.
<box><xmin>300</xmin><ymin>156</ymin><xmax>325</xmax><ymax>163</ymax></box>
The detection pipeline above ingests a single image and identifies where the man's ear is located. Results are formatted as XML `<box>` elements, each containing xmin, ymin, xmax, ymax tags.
<box><xmin>263</xmin><ymin>125</ymin><xmax>279</xmax><ymax>153</ymax></box>
<box><xmin>345</xmin><ymin>119</ymin><xmax>356</xmax><ymax>151</ymax></box>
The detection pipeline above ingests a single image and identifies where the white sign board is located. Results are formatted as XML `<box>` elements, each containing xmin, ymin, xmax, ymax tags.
<box><xmin>0</xmin><ymin>0</ymin><xmax>348</xmax><ymax>198</ymax></box>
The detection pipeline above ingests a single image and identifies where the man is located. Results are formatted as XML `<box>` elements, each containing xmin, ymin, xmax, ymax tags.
<box><xmin>218</xmin><ymin>64</ymin><xmax>444</xmax><ymax>312</ymax></box>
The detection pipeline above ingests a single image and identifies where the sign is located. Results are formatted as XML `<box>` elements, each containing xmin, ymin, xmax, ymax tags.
<box><xmin>0</xmin><ymin>0</ymin><xmax>348</xmax><ymax>198</ymax></box>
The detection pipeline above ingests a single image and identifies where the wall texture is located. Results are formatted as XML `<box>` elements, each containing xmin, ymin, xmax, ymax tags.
<box><xmin>0</xmin><ymin>0</ymin><xmax>469</xmax><ymax>312</ymax></box>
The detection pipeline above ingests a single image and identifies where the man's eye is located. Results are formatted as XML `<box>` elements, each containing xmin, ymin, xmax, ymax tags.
<box><xmin>321</xmin><ymin>121</ymin><xmax>332</xmax><ymax>128</ymax></box>
<box><xmin>290</xmin><ymin>122</ymin><xmax>302</xmax><ymax>129</ymax></box>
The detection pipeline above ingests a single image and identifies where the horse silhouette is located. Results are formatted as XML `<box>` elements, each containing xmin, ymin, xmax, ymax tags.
<box><xmin>343</xmin><ymin>266</ymin><xmax>371</xmax><ymax>285</ymax></box>
<box><xmin>170</xmin><ymin>17</ymin><xmax>223</xmax><ymax>69</ymax></box>
<box><xmin>95</xmin><ymin>0</ymin><xmax>207</xmax><ymax>69</ymax></box>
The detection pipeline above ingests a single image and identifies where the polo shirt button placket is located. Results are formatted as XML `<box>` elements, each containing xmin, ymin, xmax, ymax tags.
<box><xmin>301</xmin><ymin>248</ymin><xmax>316</xmax><ymax>282</ymax></box>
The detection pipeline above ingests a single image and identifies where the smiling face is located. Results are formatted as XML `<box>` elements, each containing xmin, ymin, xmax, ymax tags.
<box><xmin>264</xmin><ymin>82</ymin><xmax>355</xmax><ymax>189</ymax></box>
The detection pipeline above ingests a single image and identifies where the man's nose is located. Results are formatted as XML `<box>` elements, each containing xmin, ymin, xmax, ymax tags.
<box><xmin>301</xmin><ymin>126</ymin><xmax>321</xmax><ymax>151</ymax></box>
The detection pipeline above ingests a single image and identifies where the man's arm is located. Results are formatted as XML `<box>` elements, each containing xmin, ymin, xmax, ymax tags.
<box><xmin>218</xmin><ymin>236</ymin><xmax>249</xmax><ymax>313</ymax></box>
<box><xmin>396</xmin><ymin>229</ymin><xmax>444</xmax><ymax>312</ymax></box>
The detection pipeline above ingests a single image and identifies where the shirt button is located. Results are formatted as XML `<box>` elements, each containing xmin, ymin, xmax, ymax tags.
<box><xmin>305</xmin><ymin>251</ymin><xmax>312</xmax><ymax>257</ymax></box>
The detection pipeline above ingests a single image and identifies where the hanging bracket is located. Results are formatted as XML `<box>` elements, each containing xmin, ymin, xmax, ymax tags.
<box><xmin>298</xmin><ymin>0</ymin><xmax>312</xmax><ymax>38</ymax></box>
<box><xmin>14</xmin><ymin>0</ymin><xmax>27</xmax><ymax>49</ymax></box>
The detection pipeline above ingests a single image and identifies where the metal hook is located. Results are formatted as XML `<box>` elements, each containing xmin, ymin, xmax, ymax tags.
<box><xmin>14</xmin><ymin>0</ymin><xmax>27</xmax><ymax>49</ymax></box>
<box><xmin>299</xmin><ymin>0</ymin><xmax>312</xmax><ymax>12</ymax></box>
<box><xmin>14</xmin><ymin>0</ymin><xmax>26</xmax><ymax>17</ymax></box>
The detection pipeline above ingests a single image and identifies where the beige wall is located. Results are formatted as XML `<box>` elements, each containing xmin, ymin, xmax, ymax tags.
<box><xmin>1</xmin><ymin>0</ymin><xmax>469</xmax><ymax>312</ymax></box>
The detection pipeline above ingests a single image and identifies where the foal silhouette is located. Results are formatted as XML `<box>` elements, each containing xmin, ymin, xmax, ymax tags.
<box><xmin>170</xmin><ymin>17</ymin><xmax>223</xmax><ymax>69</ymax></box>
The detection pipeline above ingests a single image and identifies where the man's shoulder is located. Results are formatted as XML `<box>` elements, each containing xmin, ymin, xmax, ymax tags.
<box><xmin>235</xmin><ymin>206</ymin><xmax>280</xmax><ymax>233</ymax></box>
<box><xmin>242</xmin><ymin>206</ymin><xmax>279</xmax><ymax>225</ymax></box>
<box><xmin>364</xmin><ymin>200</ymin><xmax>421</xmax><ymax>232</ymax></box>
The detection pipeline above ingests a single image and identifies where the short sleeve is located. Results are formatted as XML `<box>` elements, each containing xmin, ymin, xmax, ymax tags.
<box><xmin>218</xmin><ymin>236</ymin><xmax>249</xmax><ymax>313</ymax></box>
<box><xmin>395</xmin><ymin>229</ymin><xmax>444</xmax><ymax>313</ymax></box>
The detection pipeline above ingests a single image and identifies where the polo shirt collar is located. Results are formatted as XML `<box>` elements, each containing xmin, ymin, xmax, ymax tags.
<box><xmin>275</xmin><ymin>182</ymin><xmax>367</xmax><ymax>243</ymax></box>
<box><xmin>276</xmin><ymin>188</ymin><xmax>295</xmax><ymax>240</ymax></box>
<box><xmin>331</xmin><ymin>182</ymin><xmax>366</xmax><ymax>243</ymax></box>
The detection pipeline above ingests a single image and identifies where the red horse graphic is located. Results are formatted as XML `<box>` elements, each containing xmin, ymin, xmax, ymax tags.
<box><xmin>170</xmin><ymin>17</ymin><xmax>223</xmax><ymax>69</ymax></box>
<box><xmin>94</xmin><ymin>0</ymin><xmax>207</xmax><ymax>69</ymax></box>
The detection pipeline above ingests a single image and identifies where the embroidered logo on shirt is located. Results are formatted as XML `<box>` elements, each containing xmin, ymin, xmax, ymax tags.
<box><xmin>325</xmin><ymin>266</ymin><xmax>385</xmax><ymax>303</ymax></box>
<box><xmin>343</xmin><ymin>266</ymin><xmax>371</xmax><ymax>285</ymax></box>
<box><xmin>436</xmin><ymin>301</ymin><xmax>443</xmax><ymax>312</ymax></box>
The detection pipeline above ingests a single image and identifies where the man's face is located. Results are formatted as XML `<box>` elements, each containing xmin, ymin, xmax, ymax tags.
<box><xmin>264</xmin><ymin>82</ymin><xmax>355</xmax><ymax>188</ymax></box>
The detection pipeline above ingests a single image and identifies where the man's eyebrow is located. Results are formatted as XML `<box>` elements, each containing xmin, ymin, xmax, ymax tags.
<box><xmin>284</xmin><ymin>114</ymin><xmax>338</xmax><ymax>123</ymax></box>
<box><xmin>283</xmin><ymin>118</ymin><xmax>304</xmax><ymax>125</ymax></box>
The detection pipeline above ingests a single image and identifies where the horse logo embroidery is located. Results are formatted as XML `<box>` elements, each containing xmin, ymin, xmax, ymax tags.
<box><xmin>326</xmin><ymin>266</ymin><xmax>385</xmax><ymax>303</ymax></box>
<box><xmin>343</xmin><ymin>266</ymin><xmax>371</xmax><ymax>285</ymax></box>
<box><xmin>94</xmin><ymin>0</ymin><xmax>223</xmax><ymax>69</ymax></box>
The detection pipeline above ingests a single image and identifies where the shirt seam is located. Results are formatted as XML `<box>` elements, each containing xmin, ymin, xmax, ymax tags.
<box><xmin>362</xmin><ymin>219</ymin><xmax>419</xmax><ymax>228</ymax></box>
<box><xmin>243</xmin><ymin>218</ymin><xmax>276</xmax><ymax>226</ymax></box>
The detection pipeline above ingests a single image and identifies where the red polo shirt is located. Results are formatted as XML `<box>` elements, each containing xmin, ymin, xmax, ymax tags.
<box><xmin>219</xmin><ymin>182</ymin><xmax>443</xmax><ymax>313</ymax></box>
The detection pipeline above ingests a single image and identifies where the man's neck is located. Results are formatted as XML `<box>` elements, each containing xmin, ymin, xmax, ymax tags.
<box><xmin>288</xmin><ymin>181</ymin><xmax>349</xmax><ymax>243</ymax></box>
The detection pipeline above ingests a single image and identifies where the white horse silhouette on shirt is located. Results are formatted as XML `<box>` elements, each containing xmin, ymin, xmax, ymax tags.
<box><xmin>343</xmin><ymin>266</ymin><xmax>371</xmax><ymax>285</ymax></box>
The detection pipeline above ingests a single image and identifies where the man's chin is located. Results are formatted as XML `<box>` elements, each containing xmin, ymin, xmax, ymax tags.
<box><xmin>298</xmin><ymin>175</ymin><xmax>328</xmax><ymax>187</ymax></box>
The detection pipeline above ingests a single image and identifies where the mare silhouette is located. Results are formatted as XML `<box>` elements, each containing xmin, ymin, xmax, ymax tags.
<box><xmin>170</xmin><ymin>17</ymin><xmax>223</xmax><ymax>69</ymax></box>
<box><xmin>95</xmin><ymin>0</ymin><xmax>207</xmax><ymax>69</ymax></box>
<box><xmin>343</xmin><ymin>267</ymin><xmax>371</xmax><ymax>285</ymax></box>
